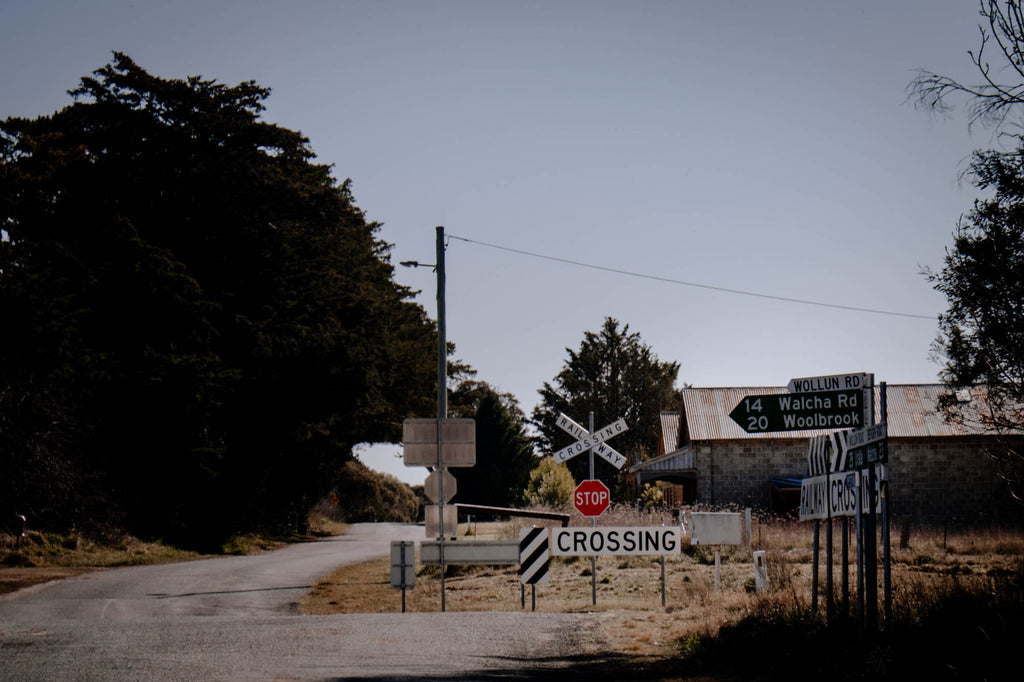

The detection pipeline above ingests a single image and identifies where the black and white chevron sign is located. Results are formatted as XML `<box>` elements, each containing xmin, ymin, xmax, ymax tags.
<box><xmin>519</xmin><ymin>527</ymin><xmax>550</xmax><ymax>585</ymax></box>
<box><xmin>807</xmin><ymin>430</ymin><xmax>851</xmax><ymax>475</ymax></box>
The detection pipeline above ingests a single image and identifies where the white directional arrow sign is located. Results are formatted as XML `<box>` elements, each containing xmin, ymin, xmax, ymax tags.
<box><xmin>551</xmin><ymin>413</ymin><xmax>628</xmax><ymax>469</ymax></box>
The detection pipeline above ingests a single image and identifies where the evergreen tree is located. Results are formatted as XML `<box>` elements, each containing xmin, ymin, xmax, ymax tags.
<box><xmin>532</xmin><ymin>317</ymin><xmax>681</xmax><ymax>496</ymax></box>
<box><xmin>448</xmin><ymin>380</ymin><xmax>535</xmax><ymax>508</ymax></box>
<box><xmin>926</xmin><ymin>147</ymin><xmax>1024</xmax><ymax>503</ymax></box>
<box><xmin>0</xmin><ymin>54</ymin><xmax>437</xmax><ymax>546</ymax></box>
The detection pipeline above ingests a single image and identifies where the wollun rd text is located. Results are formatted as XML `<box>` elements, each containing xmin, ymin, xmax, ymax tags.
<box><xmin>789</xmin><ymin>374</ymin><xmax>867</xmax><ymax>393</ymax></box>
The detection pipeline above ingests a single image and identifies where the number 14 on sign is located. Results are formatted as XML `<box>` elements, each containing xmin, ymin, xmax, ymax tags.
<box><xmin>743</xmin><ymin>398</ymin><xmax>768</xmax><ymax>431</ymax></box>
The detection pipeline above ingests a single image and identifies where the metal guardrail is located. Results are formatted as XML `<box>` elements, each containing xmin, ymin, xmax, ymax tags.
<box><xmin>454</xmin><ymin>504</ymin><xmax>571</xmax><ymax>527</ymax></box>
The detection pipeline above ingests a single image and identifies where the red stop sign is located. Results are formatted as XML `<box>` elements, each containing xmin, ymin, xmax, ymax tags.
<box><xmin>574</xmin><ymin>479</ymin><xmax>610</xmax><ymax>517</ymax></box>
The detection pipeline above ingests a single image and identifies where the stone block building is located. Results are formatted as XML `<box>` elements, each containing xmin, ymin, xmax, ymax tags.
<box><xmin>629</xmin><ymin>384</ymin><xmax>1023</xmax><ymax>525</ymax></box>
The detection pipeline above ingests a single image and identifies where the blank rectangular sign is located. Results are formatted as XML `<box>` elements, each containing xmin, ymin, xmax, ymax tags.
<box><xmin>390</xmin><ymin>541</ymin><xmax>415</xmax><ymax>588</ymax></box>
<box><xmin>688</xmin><ymin>512</ymin><xmax>744</xmax><ymax>545</ymax></box>
<box><xmin>402</xmin><ymin>418</ymin><xmax>476</xmax><ymax>466</ymax></box>
<box><xmin>424</xmin><ymin>504</ymin><xmax>458</xmax><ymax>539</ymax></box>
<box><xmin>420</xmin><ymin>540</ymin><xmax>519</xmax><ymax>565</ymax></box>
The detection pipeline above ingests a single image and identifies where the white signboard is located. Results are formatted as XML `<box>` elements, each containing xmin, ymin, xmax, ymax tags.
<box><xmin>402</xmin><ymin>418</ymin><xmax>476</xmax><ymax>467</ymax></box>
<box><xmin>687</xmin><ymin>512</ymin><xmax>745</xmax><ymax>545</ymax></box>
<box><xmin>799</xmin><ymin>471</ymin><xmax>882</xmax><ymax>520</ymax></box>
<box><xmin>551</xmin><ymin>417</ymin><xmax>628</xmax><ymax>468</ymax></box>
<box><xmin>787</xmin><ymin>373</ymin><xmax>871</xmax><ymax>394</ymax></box>
<box><xmin>390</xmin><ymin>541</ymin><xmax>416</xmax><ymax>588</ymax></box>
<box><xmin>424</xmin><ymin>504</ymin><xmax>458</xmax><ymax>538</ymax></box>
<box><xmin>420</xmin><ymin>540</ymin><xmax>519</xmax><ymax>565</ymax></box>
<box><xmin>550</xmin><ymin>526</ymin><xmax>681</xmax><ymax>556</ymax></box>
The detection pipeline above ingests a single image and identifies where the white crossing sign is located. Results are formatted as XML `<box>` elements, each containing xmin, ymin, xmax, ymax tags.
<box><xmin>799</xmin><ymin>470</ymin><xmax>882</xmax><ymax>521</ymax></box>
<box><xmin>519</xmin><ymin>527</ymin><xmax>550</xmax><ymax>584</ymax></box>
<box><xmin>551</xmin><ymin>413</ymin><xmax>628</xmax><ymax>469</ymax></box>
<box><xmin>549</xmin><ymin>527</ymin><xmax>682</xmax><ymax>557</ymax></box>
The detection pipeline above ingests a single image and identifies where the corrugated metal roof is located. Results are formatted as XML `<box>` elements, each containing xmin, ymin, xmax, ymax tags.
<box><xmin>628</xmin><ymin>445</ymin><xmax>695</xmax><ymax>473</ymax></box>
<box><xmin>659</xmin><ymin>411</ymin><xmax>680</xmax><ymax>455</ymax></box>
<box><xmin>680</xmin><ymin>384</ymin><xmax>997</xmax><ymax>444</ymax></box>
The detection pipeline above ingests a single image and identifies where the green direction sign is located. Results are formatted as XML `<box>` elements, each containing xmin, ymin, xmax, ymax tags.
<box><xmin>844</xmin><ymin>422</ymin><xmax>888</xmax><ymax>470</ymax></box>
<box><xmin>729</xmin><ymin>390</ymin><xmax>865</xmax><ymax>433</ymax></box>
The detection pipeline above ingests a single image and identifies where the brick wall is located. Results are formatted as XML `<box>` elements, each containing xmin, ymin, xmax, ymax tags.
<box><xmin>887</xmin><ymin>437</ymin><xmax>1020</xmax><ymax>524</ymax></box>
<box><xmin>695</xmin><ymin>438</ymin><xmax>806</xmax><ymax>508</ymax></box>
<box><xmin>694</xmin><ymin>436</ymin><xmax>1023</xmax><ymax>523</ymax></box>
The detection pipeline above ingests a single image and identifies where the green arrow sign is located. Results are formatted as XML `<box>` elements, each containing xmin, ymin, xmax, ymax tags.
<box><xmin>844</xmin><ymin>422</ymin><xmax>888</xmax><ymax>470</ymax></box>
<box><xmin>729</xmin><ymin>390</ymin><xmax>865</xmax><ymax>433</ymax></box>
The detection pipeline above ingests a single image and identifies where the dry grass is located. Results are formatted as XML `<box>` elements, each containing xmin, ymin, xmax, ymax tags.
<box><xmin>1</xmin><ymin>530</ymin><xmax>204</xmax><ymax>569</ymax></box>
<box><xmin>0</xmin><ymin>511</ymin><xmax>347</xmax><ymax>596</ymax></box>
<box><xmin>301</xmin><ymin>508</ymin><xmax>1024</xmax><ymax>666</ymax></box>
<box><xmin>0</xmin><ymin>529</ymin><xmax>208</xmax><ymax>596</ymax></box>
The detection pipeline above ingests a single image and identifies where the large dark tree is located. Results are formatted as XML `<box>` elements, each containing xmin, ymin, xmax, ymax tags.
<box><xmin>448</xmin><ymin>380</ymin><xmax>536</xmax><ymax>508</ymax></box>
<box><xmin>0</xmin><ymin>54</ymin><xmax>437</xmax><ymax>546</ymax></box>
<box><xmin>531</xmin><ymin>317</ymin><xmax>681</xmax><ymax>497</ymax></box>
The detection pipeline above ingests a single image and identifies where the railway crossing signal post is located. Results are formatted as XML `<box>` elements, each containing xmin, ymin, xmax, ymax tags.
<box><xmin>552</xmin><ymin>411</ymin><xmax>628</xmax><ymax>605</ymax></box>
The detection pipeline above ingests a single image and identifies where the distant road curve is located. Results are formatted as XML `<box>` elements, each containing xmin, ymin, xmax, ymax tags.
<box><xmin>0</xmin><ymin>523</ymin><xmax>620</xmax><ymax>681</ymax></box>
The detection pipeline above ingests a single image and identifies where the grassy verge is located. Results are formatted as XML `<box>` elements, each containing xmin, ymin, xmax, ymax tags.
<box><xmin>303</xmin><ymin>510</ymin><xmax>1024</xmax><ymax>679</ymax></box>
<box><xmin>0</xmin><ymin>512</ymin><xmax>348</xmax><ymax>596</ymax></box>
<box><xmin>0</xmin><ymin>530</ymin><xmax>205</xmax><ymax>596</ymax></box>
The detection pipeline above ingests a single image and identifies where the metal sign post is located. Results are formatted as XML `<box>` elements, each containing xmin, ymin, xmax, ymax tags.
<box><xmin>399</xmin><ymin>226</ymin><xmax>479</xmax><ymax>614</ymax></box>
<box><xmin>589</xmin><ymin>412</ymin><xmax>597</xmax><ymax>606</ymax></box>
<box><xmin>390</xmin><ymin>541</ymin><xmax>416</xmax><ymax>612</ymax></box>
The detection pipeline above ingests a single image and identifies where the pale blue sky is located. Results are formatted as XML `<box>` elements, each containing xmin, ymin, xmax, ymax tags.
<box><xmin>2</xmin><ymin>1</ymin><xmax>996</xmax><ymax>483</ymax></box>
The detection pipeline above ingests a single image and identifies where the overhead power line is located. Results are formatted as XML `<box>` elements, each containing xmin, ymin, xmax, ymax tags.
<box><xmin>447</xmin><ymin>234</ymin><xmax>937</xmax><ymax>321</ymax></box>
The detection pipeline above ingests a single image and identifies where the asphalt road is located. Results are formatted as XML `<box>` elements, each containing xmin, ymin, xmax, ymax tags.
<box><xmin>0</xmin><ymin>523</ymin><xmax>625</xmax><ymax>681</ymax></box>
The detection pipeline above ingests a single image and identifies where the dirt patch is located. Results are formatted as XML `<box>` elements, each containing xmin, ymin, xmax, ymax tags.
<box><xmin>0</xmin><ymin>567</ymin><xmax>101</xmax><ymax>598</ymax></box>
<box><xmin>301</xmin><ymin>552</ymin><xmax>768</xmax><ymax>659</ymax></box>
<box><xmin>300</xmin><ymin>520</ymin><xmax>1024</xmax><ymax>663</ymax></box>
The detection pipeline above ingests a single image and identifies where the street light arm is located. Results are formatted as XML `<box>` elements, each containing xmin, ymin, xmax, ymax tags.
<box><xmin>400</xmin><ymin>260</ymin><xmax>437</xmax><ymax>271</ymax></box>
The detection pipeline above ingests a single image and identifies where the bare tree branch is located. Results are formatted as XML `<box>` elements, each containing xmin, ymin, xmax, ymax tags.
<box><xmin>909</xmin><ymin>1</ymin><xmax>1024</xmax><ymax>137</ymax></box>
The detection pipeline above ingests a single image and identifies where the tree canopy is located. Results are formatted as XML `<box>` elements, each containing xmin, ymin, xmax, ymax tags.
<box><xmin>531</xmin><ymin>317</ymin><xmax>681</xmax><ymax>497</ymax></box>
<box><xmin>926</xmin><ymin>148</ymin><xmax>1024</xmax><ymax>502</ymax></box>
<box><xmin>448</xmin><ymin>380</ymin><xmax>536</xmax><ymax>508</ymax></box>
<box><xmin>0</xmin><ymin>53</ymin><xmax>437</xmax><ymax>546</ymax></box>
<box><xmin>909</xmin><ymin>2</ymin><xmax>1024</xmax><ymax>504</ymax></box>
